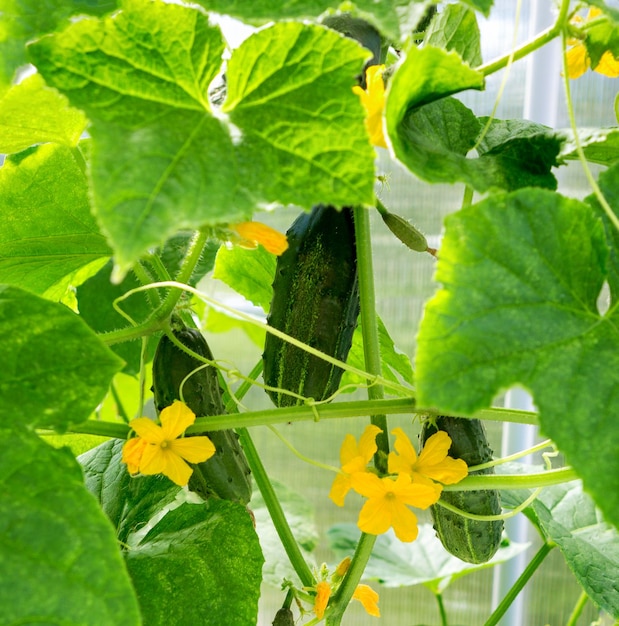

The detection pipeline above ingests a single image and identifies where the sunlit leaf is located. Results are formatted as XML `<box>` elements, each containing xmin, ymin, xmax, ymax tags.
<box><xmin>415</xmin><ymin>188</ymin><xmax>619</xmax><ymax>529</ymax></box>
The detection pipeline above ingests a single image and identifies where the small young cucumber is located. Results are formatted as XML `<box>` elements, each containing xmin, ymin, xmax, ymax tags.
<box><xmin>421</xmin><ymin>416</ymin><xmax>503</xmax><ymax>564</ymax></box>
<box><xmin>152</xmin><ymin>318</ymin><xmax>252</xmax><ymax>505</ymax></box>
<box><xmin>263</xmin><ymin>204</ymin><xmax>360</xmax><ymax>407</ymax></box>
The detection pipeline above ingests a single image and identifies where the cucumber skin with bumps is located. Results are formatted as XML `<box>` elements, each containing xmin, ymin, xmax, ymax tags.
<box><xmin>421</xmin><ymin>416</ymin><xmax>503</xmax><ymax>564</ymax></box>
<box><xmin>152</xmin><ymin>321</ymin><xmax>252</xmax><ymax>505</ymax></box>
<box><xmin>263</xmin><ymin>205</ymin><xmax>360</xmax><ymax>407</ymax></box>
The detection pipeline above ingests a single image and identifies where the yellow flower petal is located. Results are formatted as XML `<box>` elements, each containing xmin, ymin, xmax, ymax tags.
<box><xmin>122</xmin><ymin>437</ymin><xmax>148</xmax><ymax>475</ymax></box>
<box><xmin>566</xmin><ymin>44</ymin><xmax>589</xmax><ymax>79</ymax></box>
<box><xmin>329</xmin><ymin>472</ymin><xmax>354</xmax><ymax>507</ymax></box>
<box><xmin>129</xmin><ymin>417</ymin><xmax>165</xmax><ymax>444</ymax></box>
<box><xmin>339</xmin><ymin>433</ymin><xmax>361</xmax><ymax>466</ymax></box>
<box><xmin>170</xmin><ymin>436</ymin><xmax>216</xmax><ymax>464</ymax></box>
<box><xmin>353</xmin><ymin>64</ymin><xmax>388</xmax><ymax>149</ymax></box>
<box><xmin>357</xmin><ymin>424</ymin><xmax>382</xmax><ymax>462</ymax></box>
<box><xmin>233</xmin><ymin>222</ymin><xmax>289</xmax><ymax>256</ymax></box>
<box><xmin>594</xmin><ymin>50</ymin><xmax>619</xmax><ymax>77</ymax></box>
<box><xmin>350</xmin><ymin>471</ymin><xmax>388</xmax><ymax>499</ymax></box>
<box><xmin>159</xmin><ymin>400</ymin><xmax>197</xmax><ymax>439</ymax></box>
<box><xmin>388</xmin><ymin>499</ymin><xmax>420</xmax><ymax>542</ymax></box>
<box><xmin>357</xmin><ymin>494</ymin><xmax>393</xmax><ymax>536</ymax></box>
<box><xmin>353</xmin><ymin>584</ymin><xmax>380</xmax><ymax>617</ymax></box>
<box><xmin>416</xmin><ymin>431</ymin><xmax>468</xmax><ymax>485</ymax></box>
<box><xmin>314</xmin><ymin>580</ymin><xmax>331</xmax><ymax>619</ymax></box>
<box><xmin>139</xmin><ymin>444</ymin><xmax>194</xmax><ymax>486</ymax></box>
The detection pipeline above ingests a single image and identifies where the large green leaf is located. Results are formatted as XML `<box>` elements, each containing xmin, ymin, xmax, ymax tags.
<box><xmin>385</xmin><ymin>53</ymin><xmax>561</xmax><ymax>191</ymax></box>
<box><xmin>0</xmin><ymin>428</ymin><xmax>140</xmax><ymax>625</ymax></box>
<box><xmin>223</xmin><ymin>21</ymin><xmax>374</xmax><ymax>209</ymax></box>
<box><xmin>424</xmin><ymin>3</ymin><xmax>482</xmax><ymax>67</ymax></box>
<box><xmin>192</xmin><ymin>0</ymin><xmax>438</xmax><ymax>43</ymax></box>
<box><xmin>0</xmin><ymin>143</ymin><xmax>111</xmax><ymax>298</ymax></box>
<box><xmin>0</xmin><ymin>0</ymin><xmax>118</xmax><ymax>92</ymax></box>
<box><xmin>29</xmin><ymin>0</ymin><xmax>374</xmax><ymax>278</ymax></box>
<box><xmin>126</xmin><ymin>500</ymin><xmax>263</xmax><ymax>625</ymax></box>
<box><xmin>80</xmin><ymin>438</ymin><xmax>264</xmax><ymax>624</ymax></box>
<box><xmin>328</xmin><ymin>523</ymin><xmax>527</xmax><ymax>593</ymax></box>
<box><xmin>0</xmin><ymin>73</ymin><xmax>87</xmax><ymax>153</ymax></box>
<box><xmin>502</xmin><ymin>475</ymin><xmax>619</xmax><ymax>619</ymax></box>
<box><xmin>0</xmin><ymin>285</ymin><xmax>124</xmax><ymax>429</ymax></box>
<box><xmin>415</xmin><ymin>188</ymin><xmax>619</xmax><ymax>530</ymax></box>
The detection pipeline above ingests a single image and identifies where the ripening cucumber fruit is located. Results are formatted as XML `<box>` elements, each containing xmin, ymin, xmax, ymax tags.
<box><xmin>152</xmin><ymin>318</ymin><xmax>252</xmax><ymax>505</ymax></box>
<box><xmin>421</xmin><ymin>416</ymin><xmax>503</xmax><ymax>564</ymax></box>
<box><xmin>263</xmin><ymin>205</ymin><xmax>360</xmax><ymax>407</ymax></box>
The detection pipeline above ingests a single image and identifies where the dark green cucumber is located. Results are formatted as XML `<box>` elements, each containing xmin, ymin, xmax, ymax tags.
<box><xmin>421</xmin><ymin>416</ymin><xmax>503</xmax><ymax>564</ymax></box>
<box><xmin>152</xmin><ymin>318</ymin><xmax>252</xmax><ymax>504</ymax></box>
<box><xmin>263</xmin><ymin>204</ymin><xmax>360</xmax><ymax>407</ymax></box>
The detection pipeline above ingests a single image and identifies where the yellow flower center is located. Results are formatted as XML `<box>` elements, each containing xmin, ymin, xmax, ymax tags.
<box><xmin>160</xmin><ymin>440</ymin><xmax>170</xmax><ymax>449</ymax></box>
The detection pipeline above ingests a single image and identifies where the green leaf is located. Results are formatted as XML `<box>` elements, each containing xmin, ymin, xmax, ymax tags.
<box><xmin>424</xmin><ymin>3</ymin><xmax>482</xmax><ymax>68</ymax></box>
<box><xmin>383</xmin><ymin>47</ymin><xmax>559</xmax><ymax>192</ymax></box>
<box><xmin>213</xmin><ymin>243</ymin><xmax>277</xmax><ymax>312</ymax></box>
<box><xmin>502</xmin><ymin>476</ymin><xmax>619</xmax><ymax>619</ymax></box>
<box><xmin>0</xmin><ymin>284</ymin><xmax>124</xmax><ymax>429</ymax></box>
<box><xmin>583</xmin><ymin>10</ymin><xmax>619</xmax><ymax>69</ymax></box>
<box><xmin>558</xmin><ymin>127</ymin><xmax>619</xmax><ymax>166</ymax></box>
<box><xmin>126</xmin><ymin>500</ymin><xmax>263</xmax><ymax>625</ymax></box>
<box><xmin>252</xmin><ymin>480</ymin><xmax>318</xmax><ymax>587</ymax></box>
<box><xmin>0</xmin><ymin>143</ymin><xmax>111</xmax><ymax>297</ymax></box>
<box><xmin>29</xmin><ymin>2</ymin><xmax>375</xmax><ymax>277</ymax></box>
<box><xmin>327</xmin><ymin>523</ymin><xmax>527</xmax><ymax>593</ymax></box>
<box><xmin>0</xmin><ymin>428</ymin><xmax>140</xmax><ymax>625</ymax></box>
<box><xmin>386</xmin><ymin>43</ymin><xmax>484</xmax><ymax>125</ymax></box>
<box><xmin>414</xmin><ymin>188</ymin><xmax>619</xmax><ymax>530</ymax></box>
<box><xmin>341</xmin><ymin>315</ymin><xmax>414</xmax><ymax>395</ymax></box>
<box><xmin>0</xmin><ymin>0</ymin><xmax>118</xmax><ymax>92</ymax></box>
<box><xmin>193</xmin><ymin>0</ymin><xmax>438</xmax><ymax>42</ymax></box>
<box><xmin>587</xmin><ymin>162</ymin><xmax>619</xmax><ymax>299</ymax></box>
<box><xmin>80</xmin><ymin>438</ymin><xmax>264</xmax><ymax>623</ymax></box>
<box><xmin>28</xmin><ymin>0</ymin><xmax>248</xmax><ymax>277</ymax></box>
<box><xmin>0</xmin><ymin>73</ymin><xmax>87</xmax><ymax>153</ymax></box>
<box><xmin>223</xmin><ymin>21</ymin><xmax>375</xmax><ymax>209</ymax></box>
<box><xmin>79</xmin><ymin>439</ymin><xmax>181</xmax><ymax>545</ymax></box>
<box><xmin>388</xmin><ymin>95</ymin><xmax>560</xmax><ymax>192</ymax></box>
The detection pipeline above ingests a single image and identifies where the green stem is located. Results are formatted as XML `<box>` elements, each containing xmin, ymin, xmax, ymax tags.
<box><xmin>100</xmin><ymin>230</ymin><xmax>209</xmax><ymax>346</ymax></box>
<box><xmin>327</xmin><ymin>533</ymin><xmax>377</xmax><ymax>625</ymax></box>
<box><xmin>353</xmin><ymin>205</ymin><xmax>389</xmax><ymax>464</ymax></box>
<box><xmin>436</xmin><ymin>592</ymin><xmax>449</xmax><ymax>626</ymax></box>
<box><xmin>461</xmin><ymin>185</ymin><xmax>474</xmax><ymax>209</ymax></box>
<box><xmin>442</xmin><ymin>467</ymin><xmax>578</xmax><ymax>491</ymax></box>
<box><xmin>560</xmin><ymin>30</ymin><xmax>619</xmax><ymax>233</ymax></box>
<box><xmin>326</xmin><ymin>206</ymin><xmax>387</xmax><ymax>626</ymax></box>
<box><xmin>484</xmin><ymin>542</ymin><xmax>554</xmax><ymax>626</ymax></box>
<box><xmin>223</xmin><ymin>361</ymin><xmax>315</xmax><ymax>589</ymax></box>
<box><xmin>57</xmin><ymin>397</ymin><xmax>540</xmax><ymax>439</ymax></box>
<box><xmin>565</xmin><ymin>590</ymin><xmax>589</xmax><ymax>626</ymax></box>
<box><xmin>237</xmin><ymin>426</ymin><xmax>315</xmax><ymax>589</ymax></box>
<box><xmin>477</xmin><ymin>0</ymin><xmax>570</xmax><ymax>77</ymax></box>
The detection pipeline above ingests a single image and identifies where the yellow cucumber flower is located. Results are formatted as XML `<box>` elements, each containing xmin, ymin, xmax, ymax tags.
<box><xmin>566</xmin><ymin>8</ymin><xmax>619</xmax><ymax>79</ymax></box>
<box><xmin>352</xmin><ymin>584</ymin><xmax>381</xmax><ymax>617</ymax></box>
<box><xmin>353</xmin><ymin>64</ymin><xmax>388</xmax><ymax>148</ymax></box>
<box><xmin>122</xmin><ymin>400</ymin><xmax>216</xmax><ymax>487</ymax></box>
<box><xmin>314</xmin><ymin>580</ymin><xmax>331</xmax><ymax>620</ymax></box>
<box><xmin>388</xmin><ymin>427</ymin><xmax>468</xmax><ymax>486</ymax></box>
<box><xmin>231</xmin><ymin>221</ymin><xmax>289</xmax><ymax>255</ymax></box>
<box><xmin>351</xmin><ymin>472</ymin><xmax>441</xmax><ymax>542</ymax></box>
<box><xmin>310</xmin><ymin>568</ymin><xmax>380</xmax><ymax>619</ymax></box>
<box><xmin>329</xmin><ymin>424</ymin><xmax>383</xmax><ymax>506</ymax></box>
